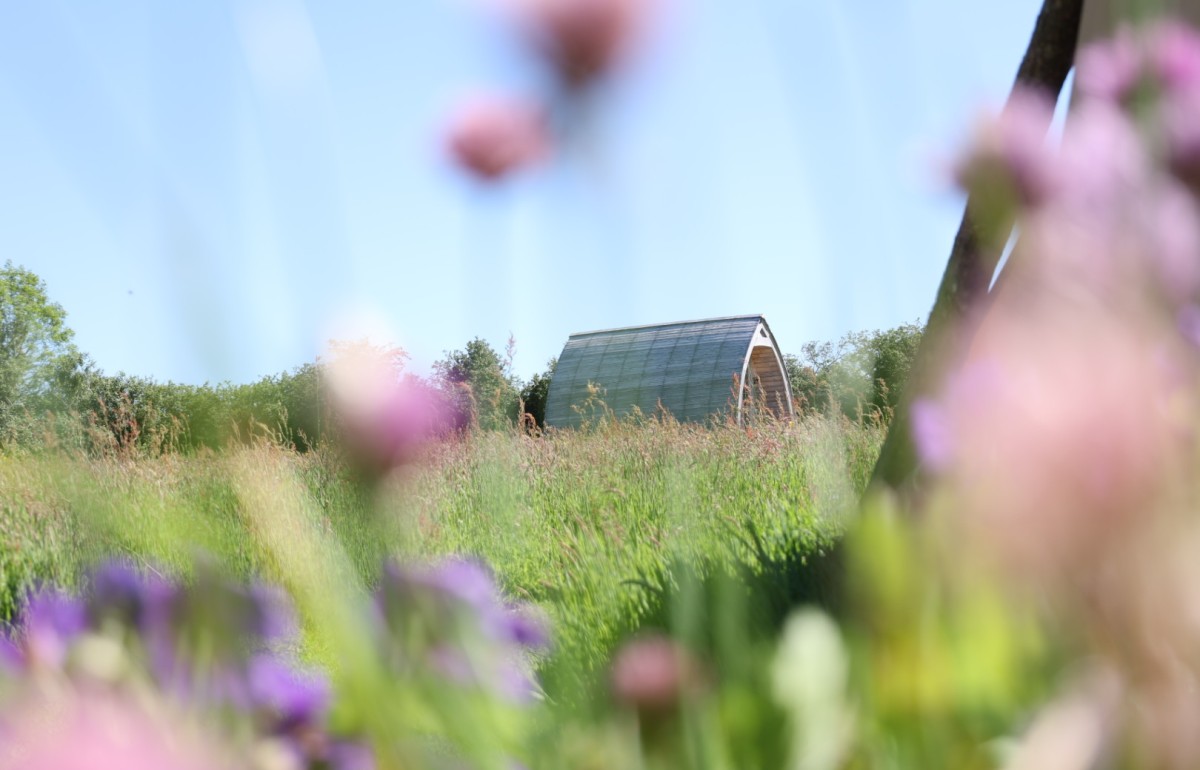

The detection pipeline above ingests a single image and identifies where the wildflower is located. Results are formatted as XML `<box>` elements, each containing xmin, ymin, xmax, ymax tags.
<box><xmin>445</xmin><ymin>95</ymin><xmax>549</xmax><ymax>181</ymax></box>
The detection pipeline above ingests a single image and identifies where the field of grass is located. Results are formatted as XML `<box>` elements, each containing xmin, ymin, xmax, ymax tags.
<box><xmin>0</xmin><ymin>414</ymin><xmax>881</xmax><ymax>683</ymax></box>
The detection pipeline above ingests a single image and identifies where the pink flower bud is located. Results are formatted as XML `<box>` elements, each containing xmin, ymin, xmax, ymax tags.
<box><xmin>445</xmin><ymin>95</ymin><xmax>549</xmax><ymax>181</ymax></box>
<box><xmin>324</xmin><ymin>341</ymin><xmax>451</xmax><ymax>475</ymax></box>
<box><xmin>516</xmin><ymin>0</ymin><xmax>647</xmax><ymax>87</ymax></box>
<box><xmin>610</xmin><ymin>634</ymin><xmax>701</xmax><ymax>716</ymax></box>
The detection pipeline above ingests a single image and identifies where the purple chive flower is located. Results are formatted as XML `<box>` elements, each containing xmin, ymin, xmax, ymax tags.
<box><xmin>419</xmin><ymin>558</ymin><xmax>500</xmax><ymax>613</ymax></box>
<box><xmin>247</xmin><ymin>582</ymin><xmax>299</xmax><ymax>644</ymax></box>
<box><xmin>19</xmin><ymin>588</ymin><xmax>87</xmax><ymax>669</ymax></box>
<box><xmin>247</xmin><ymin>654</ymin><xmax>331</xmax><ymax>731</ymax></box>
<box><xmin>497</xmin><ymin>659</ymin><xmax>540</xmax><ymax>703</ymax></box>
<box><xmin>376</xmin><ymin>557</ymin><xmax>551</xmax><ymax>701</ymax></box>
<box><xmin>325</xmin><ymin>741</ymin><xmax>376</xmax><ymax>770</ymax></box>
<box><xmin>0</xmin><ymin>635</ymin><xmax>23</xmax><ymax>674</ymax></box>
<box><xmin>166</xmin><ymin>569</ymin><xmax>298</xmax><ymax>660</ymax></box>
<box><xmin>390</xmin><ymin>559</ymin><xmax>551</xmax><ymax>648</ymax></box>
<box><xmin>503</xmin><ymin>606</ymin><xmax>551</xmax><ymax>650</ymax></box>
<box><xmin>84</xmin><ymin>561</ymin><xmax>175</xmax><ymax>635</ymax></box>
<box><xmin>380</xmin><ymin>558</ymin><xmax>501</xmax><ymax>633</ymax></box>
<box><xmin>927</xmin><ymin>300</ymin><xmax>1184</xmax><ymax>586</ymax></box>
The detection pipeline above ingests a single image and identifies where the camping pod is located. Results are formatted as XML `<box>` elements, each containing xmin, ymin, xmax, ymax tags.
<box><xmin>543</xmin><ymin>315</ymin><xmax>794</xmax><ymax>428</ymax></box>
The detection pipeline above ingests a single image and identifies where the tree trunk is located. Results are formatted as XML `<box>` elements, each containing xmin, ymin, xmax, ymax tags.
<box><xmin>867</xmin><ymin>0</ymin><xmax>1085</xmax><ymax>494</ymax></box>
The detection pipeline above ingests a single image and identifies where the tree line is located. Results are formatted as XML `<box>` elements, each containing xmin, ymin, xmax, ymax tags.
<box><xmin>0</xmin><ymin>262</ymin><xmax>922</xmax><ymax>453</ymax></box>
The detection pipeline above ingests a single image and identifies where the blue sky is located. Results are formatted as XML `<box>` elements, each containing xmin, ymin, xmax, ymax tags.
<box><xmin>0</xmin><ymin>0</ymin><xmax>1046</xmax><ymax>384</ymax></box>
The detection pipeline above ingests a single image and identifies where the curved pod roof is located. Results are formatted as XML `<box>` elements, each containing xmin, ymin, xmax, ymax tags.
<box><xmin>544</xmin><ymin>315</ymin><xmax>794</xmax><ymax>427</ymax></box>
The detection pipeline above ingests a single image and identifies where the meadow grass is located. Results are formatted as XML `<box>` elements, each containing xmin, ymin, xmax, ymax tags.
<box><xmin>0</xmin><ymin>413</ymin><xmax>881</xmax><ymax>684</ymax></box>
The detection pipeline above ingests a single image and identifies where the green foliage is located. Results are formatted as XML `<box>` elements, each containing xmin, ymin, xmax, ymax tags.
<box><xmin>519</xmin><ymin>357</ymin><xmax>556</xmax><ymax>428</ymax></box>
<box><xmin>787</xmin><ymin>322</ymin><xmax>923</xmax><ymax>421</ymax></box>
<box><xmin>0</xmin><ymin>262</ymin><xmax>83</xmax><ymax>445</ymax></box>
<box><xmin>0</xmin><ymin>265</ymin><xmax>327</xmax><ymax>455</ymax></box>
<box><xmin>434</xmin><ymin>337</ymin><xmax>521</xmax><ymax>431</ymax></box>
<box><xmin>9</xmin><ymin>364</ymin><xmax>327</xmax><ymax>457</ymax></box>
<box><xmin>82</xmin><ymin>365</ymin><xmax>326</xmax><ymax>454</ymax></box>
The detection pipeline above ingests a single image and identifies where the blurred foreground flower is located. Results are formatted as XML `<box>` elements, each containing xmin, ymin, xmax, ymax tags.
<box><xmin>924</xmin><ymin>29</ymin><xmax>1200</xmax><ymax>586</ymax></box>
<box><xmin>510</xmin><ymin>0</ymin><xmax>650</xmax><ymax>88</ymax></box>
<box><xmin>954</xmin><ymin>89</ymin><xmax>1058</xmax><ymax>215</ymax></box>
<box><xmin>0</xmin><ymin>562</ymin><xmax>372</xmax><ymax>770</ymax></box>
<box><xmin>377</xmin><ymin>557</ymin><xmax>549</xmax><ymax>701</ymax></box>
<box><xmin>0</xmin><ymin>687</ymin><xmax>234</xmax><ymax>770</ymax></box>
<box><xmin>2</xmin><ymin>587</ymin><xmax>85</xmax><ymax>671</ymax></box>
<box><xmin>610</xmin><ymin>634</ymin><xmax>702</xmax><ymax>718</ymax></box>
<box><xmin>914</xmin><ymin>313</ymin><xmax>1185</xmax><ymax>583</ymax></box>
<box><xmin>1076</xmin><ymin>19</ymin><xmax>1200</xmax><ymax>104</ymax></box>
<box><xmin>445</xmin><ymin>0</ymin><xmax>658</xmax><ymax>182</ymax></box>
<box><xmin>906</xmin><ymin>15</ymin><xmax>1200</xmax><ymax>769</ymax></box>
<box><xmin>445</xmin><ymin>95</ymin><xmax>550</xmax><ymax>182</ymax></box>
<box><xmin>1</xmin><ymin>551</ymin><xmax>548</xmax><ymax>767</ymax></box>
<box><xmin>324</xmin><ymin>339</ymin><xmax>453</xmax><ymax>475</ymax></box>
